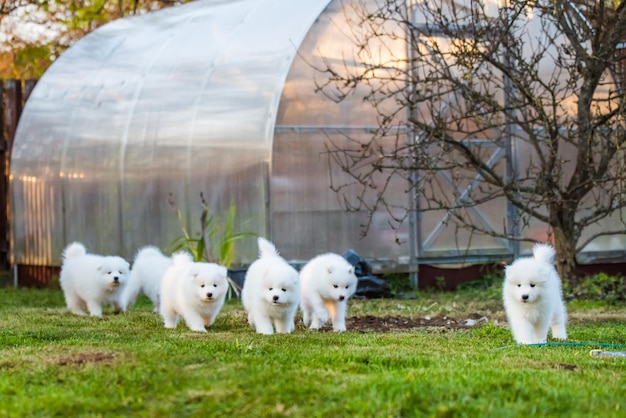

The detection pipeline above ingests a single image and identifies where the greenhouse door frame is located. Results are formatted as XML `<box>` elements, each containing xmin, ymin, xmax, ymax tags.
<box><xmin>406</xmin><ymin>6</ymin><xmax>521</xmax><ymax>288</ymax></box>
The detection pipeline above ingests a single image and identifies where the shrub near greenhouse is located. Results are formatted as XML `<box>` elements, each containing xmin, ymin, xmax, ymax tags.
<box><xmin>565</xmin><ymin>273</ymin><xmax>626</xmax><ymax>305</ymax></box>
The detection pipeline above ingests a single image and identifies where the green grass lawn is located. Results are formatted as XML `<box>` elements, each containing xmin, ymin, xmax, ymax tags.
<box><xmin>1</xmin><ymin>286</ymin><xmax>625</xmax><ymax>417</ymax></box>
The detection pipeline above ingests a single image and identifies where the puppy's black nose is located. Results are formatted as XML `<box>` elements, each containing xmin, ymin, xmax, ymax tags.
<box><xmin>273</xmin><ymin>295</ymin><xmax>279</xmax><ymax>301</ymax></box>
<box><xmin>113</xmin><ymin>277</ymin><xmax>119</xmax><ymax>282</ymax></box>
<box><xmin>207</xmin><ymin>293</ymin><xmax>213</xmax><ymax>298</ymax></box>
<box><xmin>522</xmin><ymin>294</ymin><xmax>529</xmax><ymax>300</ymax></box>
<box><xmin>339</xmin><ymin>295</ymin><xmax>345</xmax><ymax>301</ymax></box>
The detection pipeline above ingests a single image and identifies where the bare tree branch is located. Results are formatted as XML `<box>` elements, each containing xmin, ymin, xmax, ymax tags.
<box><xmin>316</xmin><ymin>0</ymin><xmax>626</xmax><ymax>283</ymax></box>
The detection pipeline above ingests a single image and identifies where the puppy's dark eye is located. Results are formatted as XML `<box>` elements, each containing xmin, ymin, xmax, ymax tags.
<box><xmin>517</xmin><ymin>284</ymin><xmax>521</xmax><ymax>287</ymax></box>
<box><xmin>530</xmin><ymin>284</ymin><xmax>536</xmax><ymax>288</ymax></box>
<box><xmin>201</xmin><ymin>284</ymin><xmax>205</xmax><ymax>288</ymax></box>
<box><xmin>213</xmin><ymin>284</ymin><xmax>218</xmax><ymax>287</ymax></box>
<box><xmin>345</xmin><ymin>285</ymin><xmax>349</xmax><ymax>289</ymax></box>
<box><xmin>333</xmin><ymin>285</ymin><xmax>338</xmax><ymax>288</ymax></box>
<box><xmin>107</xmin><ymin>271</ymin><xmax>112</xmax><ymax>275</ymax></box>
<box><xmin>269</xmin><ymin>288</ymin><xmax>273</xmax><ymax>291</ymax></box>
<box><xmin>281</xmin><ymin>288</ymin><xmax>286</xmax><ymax>292</ymax></box>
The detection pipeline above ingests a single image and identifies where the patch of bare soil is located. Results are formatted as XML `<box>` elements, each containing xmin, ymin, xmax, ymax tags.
<box><xmin>343</xmin><ymin>311</ymin><xmax>626</xmax><ymax>332</ymax></box>
<box><xmin>55</xmin><ymin>352</ymin><xmax>117</xmax><ymax>366</ymax></box>
<box><xmin>346</xmin><ymin>313</ymin><xmax>491</xmax><ymax>332</ymax></box>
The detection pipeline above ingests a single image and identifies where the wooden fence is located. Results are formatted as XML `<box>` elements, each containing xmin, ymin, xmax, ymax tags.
<box><xmin>1</xmin><ymin>79</ymin><xmax>38</xmax><ymax>274</ymax></box>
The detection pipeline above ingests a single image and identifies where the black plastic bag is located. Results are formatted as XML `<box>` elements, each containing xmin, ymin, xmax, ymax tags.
<box><xmin>342</xmin><ymin>249</ymin><xmax>393</xmax><ymax>299</ymax></box>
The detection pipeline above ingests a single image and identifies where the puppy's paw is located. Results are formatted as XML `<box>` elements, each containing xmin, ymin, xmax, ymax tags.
<box><xmin>316</xmin><ymin>311</ymin><xmax>330</xmax><ymax>325</ymax></box>
<box><xmin>70</xmin><ymin>309</ymin><xmax>88</xmax><ymax>317</ymax></box>
<box><xmin>189</xmin><ymin>326</ymin><xmax>208</xmax><ymax>333</ymax></box>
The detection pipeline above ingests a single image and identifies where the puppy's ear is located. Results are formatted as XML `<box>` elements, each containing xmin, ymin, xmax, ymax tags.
<box><xmin>186</xmin><ymin>265</ymin><xmax>199</xmax><ymax>280</ymax></box>
<box><xmin>218</xmin><ymin>266</ymin><xmax>228</xmax><ymax>278</ymax></box>
<box><xmin>327</xmin><ymin>266</ymin><xmax>334</xmax><ymax>274</ymax></box>
<box><xmin>97</xmin><ymin>265</ymin><xmax>104</xmax><ymax>272</ymax></box>
<box><xmin>348</xmin><ymin>267</ymin><xmax>354</xmax><ymax>275</ymax></box>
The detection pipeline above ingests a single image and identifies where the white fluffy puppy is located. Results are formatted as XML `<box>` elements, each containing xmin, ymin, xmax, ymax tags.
<box><xmin>241</xmin><ymin>237</ymin><xmax>300</xmax><ymax>335</ymax></box>
<box><xmin>59</xmin><ymin>242</ymin><xmax>130</xmax><ymax>317</ymax></box>
<box><xmin>503</xmin><ymin>243</ymin><xmax>568</xmax><ymax>344</ymax></box>
<box><xmin>300</xmin><ymin>253</ymin><xmax>358</xmax><ymax>332</ymax></box>
<box><xmin>121</xmin><ymin>246</ymin><xmax>171</xmax><ymax>312</ymax></box>
<box><xmin>159</xmin><ymin>252</ymin><xmax>229</xmax><ymax>332</ymax></box>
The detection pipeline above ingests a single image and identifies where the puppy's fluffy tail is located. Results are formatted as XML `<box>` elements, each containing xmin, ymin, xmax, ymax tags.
<box><xmin>63</xmin><ymin>242</ymin><xmax>87</xmax><ymax>259</ymax></box>
<box><xmin>134</xmin><ymin>246</ymin><xmax>164</xmax><ymax>261</ymax></box>
<box><xmin>257</xmin><ymin>237</ymin><xmax>280</xmax><ymax>259</ymax></box>
<box><xmin>171</xmin><ymin>251</ymin><xmax>193</xmax><ymax>266</ymax></box>
<box><xmin>533</xmin><ymin>243</ymin><xmax>556</xmax><ymax>265</ymax></box>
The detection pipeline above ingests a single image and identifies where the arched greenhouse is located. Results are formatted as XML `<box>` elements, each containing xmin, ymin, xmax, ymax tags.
<box><xmin>10</xmin><ymin>0</ymin><xmax>626</xmax><ymax>286</ymax></box>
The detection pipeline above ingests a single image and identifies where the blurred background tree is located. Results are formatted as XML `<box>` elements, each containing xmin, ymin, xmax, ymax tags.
<box><xmin>0</xmin><ymin>0</ymin><xmax>192</xmax><ymax>78</ymax></box>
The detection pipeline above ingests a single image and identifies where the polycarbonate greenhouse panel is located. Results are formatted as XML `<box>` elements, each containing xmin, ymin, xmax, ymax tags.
<box><xmin>11</xmin><ymin>0</ymin><xmax>332</xmax><ymax>266</ymax></box>
<box><xmin>272</xmin><ymin>0</ymin><xmax>416</xmax><ymax>265</ymax></box>
<box><xmin>271</xmin><ymin>130</ymin><xmax>412</xmax><ymax>264</ymax></box>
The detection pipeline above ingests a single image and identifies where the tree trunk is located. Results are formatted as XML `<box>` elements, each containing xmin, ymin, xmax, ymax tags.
<box><xmin>551</xmin><ymin>225</ymin><xmax>579</xmax><ymax>288</ymax></box>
